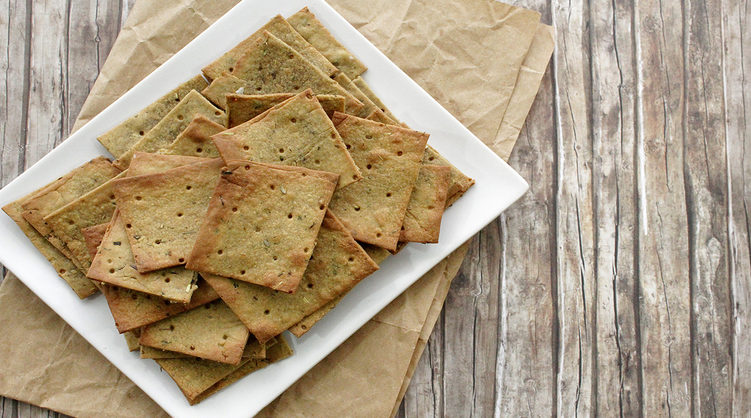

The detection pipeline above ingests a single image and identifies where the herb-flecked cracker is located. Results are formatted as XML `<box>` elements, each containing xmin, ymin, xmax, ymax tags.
<box><xmin>229</xmin><ymin>31</ymin><xmax>363</xmax><ymax>113</ymax></box>
<box><xmin>327</xmin><ymin>113</ymin><xmax>428</xmax><ymax>250</ymax></box>
<box><xmin>21</xmin><ymin>157</ymin><xmax>121</xmax><ymax>268</ymax></box>
<box><xmin>352</xmin><ymin>76</ymin><xmax>401</xmax><ymax>124</ymax></box>
<box><xmin>226</xmin><ymin>93</ymin><xmax>345</xmax><ymax>127</ymax></box>
<box><xmin>44</xmin><ymin>172</ymin><xmax>126</xmax><ymax>269</ymax></box>
<box><xmin>423</xmin><ymin>146</ymin><xmax>475</xmax><ymax>206</ymax></box>
<box><xmin>102</xmin><ymin>277</ymin><xmax>218</xmax><ymax>333</ymax></box>
<box><xmin>186</xmin><ymin>161</ymin><xmax>337</xmax><ymax>293</ymax></box>
<box><xmin>140</xmin><ymin>300</ymin><xmax>249</xmax><ymax>365</ymax></box>
<box><xmin>400</xmin><ymin>165</ymin><xmax>450</xmax><ymax>243</ymax></box>
<box><xmin>141</xmin><ymin>336</ymin><xmax>266</xmax><ymax>360</ymax></box>
<box><xmin>287</xmin><ymin>7</ymin><xmax>368</xmax><ymax>79</ymax></box>
<box><xmin>114</xmin><ymin>90</ymin><xmax>227</xmax><ymax>169</ymax></box>
<box><xmin>2</xmin><ymin>199</ymin><xmax>97</xmax><ymax>298</ymax></box>
<box><xmin>128</xmin><ymin>152</ymin><xmax>209</xmax><ymax>177</ymax></box>
<box><xmin>87</xmin><ymin>212</ymin><xmax>198</xmax><ymax>303</ymax></box>
<box><xmin>159</xmin><ymin>115</ymin><xmax>225</xmax><ymax>158</ymax></box>
<box><xmin>113</xmin><ymin>159</ymin><xmax>224</xmax><ymax>272</ymax></box>
<box><xmin>212</xmin><ymin>90</ymin><xmax>360</xmax><ymax>189</ymax></box>
<box><xmin>202</xmin><ymin>14</ymin><xmax>337</xmax><ymax>81</ymax></box>
<box><xmin>204</xmin><ymin>211</ymin><xmax>378</xmax><ymax>343</ymax></box>
<box><xmin>97</xmin><ymin>75</ymin><xmax>208</xmax><ymax>158</ymax></box>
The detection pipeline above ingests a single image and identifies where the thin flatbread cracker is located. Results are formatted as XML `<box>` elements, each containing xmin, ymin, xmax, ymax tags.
<box><xmin>334</xmin><ymin>73</ymin><xmax>391</xmax><ymax>121</ymax></box>
<box><xmin>128</xmin><ymin>152</ymin><xmax>209</xmax><ymax>176</ymax></box>
<box><xmin>87</xmin><ymin>212</ymin><xmax>198</xmax><ymax>303</ymax></box>
<box><xmin>114</xmin><ymin>90</ymin><xmax>227</xmax><ymax>169</ymax></box>
<box><xmin>81</xmin><ymin>222</ymin><xmax>109</xmax><ymax>259</ymax></box>
<box><xmin>423</xmin><ymin>146</ymin><xmax>475</xmax><ymax>206</ymax></box>
<box><xmin>20</xmin><ymin>157</ymin><xmax>121</xmax><ymax>268</ymax></box>
<box><xmin>139</xmin><ymin>300</ymin><xmax>249</xmax><ymax>365</ymax></box>
<box><xmin>123</xmin><ymin>330</ymin><xmax>140</xmax><ymax>352</ymax></box>
<box><xmin>204</xmin><ymin>211</ymin><xmax>378</xmax><ymax>343</ymax></box>
<box><xmin>328</xmin><ymin>113</ymin><xmax>428</xmax><ymax>250</ymax></box>
<box><xmin>186</xmin><ymin>161</ymin><xmax>337</xmax><ymax>293</ymax></box>
<box><xmin>287</xmin><ymin>7</ymin><xmax>367</xmax><ymax>79</ymax></box>
<box><xmin>400</xmin><ymin>165</ymin><xmax>451</xmax><ymax>243</ymax></box>
<box><xmin>141</xmin><ymin>336</ymin><xmax>266</xmax><ymax>360</ymax></box>
<box><xmin>159</xmin><ymin>116</ymin><xmax>225</xmax><ymax>158</ymax></box>
<box><xmin>190</xmin><ymin>338</ymin><xmax>293</xmax><ymax>405</ymax></box>
<box><xmin>113</xmin><ymin>159</ymin><xmax>224</xmax><ymax>272</ymax></box>
<box><xmin>229</xmin><ymin>31</ymin><xmax>363</xmax><ymax>113</ymax></box>
<box><xmin>366</xmin><ymin>108</ymin><xmax>396</xmax><ymax>125</ymax></box>
<box><xmin>2</xmin><ymin>199</ymin><xmax>97</xmax><ymax>298</ymax></box>
<box><xmin>203</xmin><ymin>14</ymin><xmax>337</xmax><ymax>81</ymax></box>
<box><xmin>226</xmin><ymin>93</ymin><xmax>345</xmax><ymax>127</ymax></box>
<box><xmin>97</xmin><ymin>75</ymin><xmax>208</xmax><ymax>158</ymax></box>
<box><xmin>102</xmin><ymin>278</ymin><xmax>218</xmax><ymax>333</ymax></box>
<box><xmin>212</xmin><ymin>90</ymin><xmax>360</xmax><ymax>189</ymax></box>
<box><xmin>44</xmin><ymin>172</ymin><xmax>126</xmax><ymax>269</ymax></box>
<box><xmin>352</xmin><ymin>76</ymin><xmax>401</xmax><ymax>124</ymax></box>
<box><xmin>201</xmin><ymin>74</ymin><xmax>246</xmax><ymax>110</ymax></box>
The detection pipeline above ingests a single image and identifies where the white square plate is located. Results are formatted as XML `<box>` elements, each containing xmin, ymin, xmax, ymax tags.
<box><xmin>0</xmin><ymin>0</ymin><xmax>528</xmax><ymax>416</ymax></box>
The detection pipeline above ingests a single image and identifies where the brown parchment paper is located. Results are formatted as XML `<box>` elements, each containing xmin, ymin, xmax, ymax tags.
<box><xmin>0</xmin><ymin>0</ymin><xmax>553</xmax><ymax>416</ymax></box>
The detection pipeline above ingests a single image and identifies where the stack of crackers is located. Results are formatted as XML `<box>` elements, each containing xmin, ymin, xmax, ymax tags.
<box><xmin>3</xmin><ymin>8</ymin><xmax>474</xmax><ymax>405</ymax></box>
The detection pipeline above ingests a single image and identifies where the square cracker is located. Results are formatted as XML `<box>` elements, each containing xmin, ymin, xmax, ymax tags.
<box><xmin>352</xmin><ymin>76</ymin><xmax>401</xmax><ymax>124</ymax></box>
<box><xmin>139</xmin><ymin>300</ymin><xmax>249</xmax><ymax>365</ymax></box>
<box><xmin>113</xmin><ymin>159</ymin><xmax>224</xmax><ymax>272</ymax></box>
<box><xmin>186</xmin><ymin>161</ymin><xmax>338</xmax><ymax>293</ymax></box>
<box><xmin>400</xmin><ymin>164</ymin><xmax>451</xmax><ymax>243</ymax></box>
<box><xmin>423</xmin><ymin>146</ymin><xmax>475</xmax><ymax>206</ymax></box>
<box><xmin>114</xmin><ymin>90</ymin><xmax>227</xmax><ymax>169</ymax></box>
<box><xmin>97</xmin><ymin>75</ymin><xmax>208</xmax><ymax>158</ymax></box>
<box><xmin>21</xmin><ymin>157</ymin><xmax>121</xmax><ymax>268</ymax></box>
<box><xmin>141</xmin><ymin>336</ymin><xmax>267</xmax><ymax>360</ymax></box>
<box><xmin>226</xmin><ymin>93</ymin><xmax>345</xmax><ymax>127</ymax></box>
<box><xmin>156</xmin><ymin>337</ymin><xmax>292</xmax><ymax>405</ymax></box>
<box><xmin>44</xmin><ymin>172</ymin><xmax>126</xmax><ymax>269</ymax></box>
<box><xmin>327</xmin><ymin>113</ymin><xmax>428</xmax><ymax>250</ymax></box>
<box><xmin>212</xmin><ymin>89</ymin><xmax>360</xmax><ymax>189</ymax></box>
<box><xmin>2</xmin><ymin>199</ymin><xmax>97</xmax><ymax>298</ymax></box>
<box><xmin>228</xmin><ymin>31</ymin><xmax>363</xmax><ymax>113</ymax></box>
<box><xmin>159</xmin><ymin>115</ymin><xmax>225</xmax><ymax>158</ymax></box>
<box><xmin>204</xmin><ymin>211</ymin><xmax>378</xmax><ymax>343</ymax></box>
<box><xmin>287</xmin><ymin>7</ymin><xmax>368</xmax><ymax>79</ymax></box>
<box><xmin>87</xmin><ymin>212</ymin><xmax>198</xmax><ymax>303</ymax></box>
<box><xmin>202</xmin><ymin>14</ymin><xmax>337</xmax><ymax>81</ymax></box>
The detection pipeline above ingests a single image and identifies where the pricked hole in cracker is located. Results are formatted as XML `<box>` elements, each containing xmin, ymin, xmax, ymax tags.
<box><xmin>255</xmin><ymin>226</ymin><xmax>261</xmax><ymax>232</ymax></box>
<box><xmin>269</xmin><ymin>185</ymin><xmax>275</xmax><ymax>190</ymax></box>
<box><xmin>319</xmin><ymin>204</ymin><xmax>325</xmax><ymax>210</ymax></box>
<box><xmin>240</xmin><ymin>270</ymin><xmax>246</xmax><ymax>275</ymax></box>
<box><xmin>290</xmin><ymin>118</ymin><xmax>297</xmax><ymax>123</ymax></box>
<box><xmin>177</xmin><ymin>212</ymin><xmax>183</xmax><ymax>217</ymax></box>
<box><xmin>428</xmin><ymin>156</ymin><xmax>435</xmax><ymax>161</ymax></box>
<box><xmin>287</xmin><ymin>213</ymin><xmax>293</xmax><ymax>219</ymax></box>
<box><xmin>155</xmin><ymin>240</ymin><xmax>161</xmax><ymax>244</ymax></box>
<box><xmin>279</xmin><ymin>148</ymin><xmax>284</xmax><ymax>153</ymax></box>
<box><xmin>255</xmin><ymin>86</ymin><xmax>262</xmax><ymax>91</ymax></box>
<box><xmin>109</xmin><ymin>194</ymin><xmax>115</xmax><ymax>200</ymax></box>
<box><xmin>348</xmin><ymin>256</ymin><xmax>355</xmax><ymax>262</ymax></box>
<box><xmin>292</xmin><ymin>85</ymin><xmax>300</xmax><ymax>90</ymax></box>
<box><xmin>139</xmin><ymin>131</ymin><xmax>145</xmax><ymax>136</ymax></box>
<box><xmin>190</xmin><ymin>345</ymin><xmax>195</xmax><ymax>350</ymax></box>
<box><xmin>164</xmin><ymin>300</ymin><xmax>170</xmax><ymax>306</ymax></box>
<box><xmin>376</xmin><ymin>232</ymin><xmax>383</xmax><ymax>238</ymax></box>
<box><xmin>109</xmin><ymin>268</ymin><xmax>115</xmax><ymax>273</ymax></box>
<box><xmin>264</xmin><ymin>309</ymin><xmax>270</xmax><ymax>315</ymax></box>
<box><xmin>222</xmin><ymin>334</ymin><xmax>228</xmax><ymax>340</ymax></box>
<box><xmin>217</xmin><ymin>250</ymin><xmax>223</xmax><ymax>255</ymax></box>
<box><xmin>228</xmin><ymin>67</ymin><xmax>234</xmax><ymax>72</ymax></box>
<box><xmin>273</xmin><ymin>255</ymin><xmax>278</xmax><ymax>261</ymax></box>
<box><xmin>354</xmin><ymin>206</ymin><xmax>360</xmax><ymax>211</ymax></box>
<box><xmin>346</xmin><ymin>144</ymin><xmax>351</xmax><ymax>150</ymax></box>
<box><xmin>366</xmin><ymin>135</ymin><xmax>372</xmax><ymax>140</ymax></box>
<box><xmin>397</xmin><ymin>151</ymin><xmax>403</xmax><ymax>156</ymax></box>
<box><xmin>126</xmin><ymin>224</ymin><xmax>132</xmax><ymax>228</ymax></box>
<box><xmin>164</xmin><ymin>277</ymin><xmax>170</xmax><ymax>283</ymax></box>
<box><xmin>232</xmin><ymin>207</ymin><xmax>238</xmax><ymax>212</ymax></box>
<box><xmin>67</xmin><ymin>219</ymin><xmax>75</xmax><ymax>225</ymax></box>
<box><xmin>352</xmin><ymin>174</ymin><xmax>358</xmax><ymax>180</ymax></box>
<box><xmin>186</xmin><ymin>185</ymin><xmax>192</xmax><ymax>190</ymax></box>
<box><xmin>59</xmin><ymin>269</ymin><xmax>66</xmax><ymax>274</ymax></box>
<box><xmin>428</xmin><ymin>205</ymin><xmax>435</xmax><ymax>209</ymax></box>
<box><xmin>301</xmin><ymin>325</ymin><xmax>308</xmax><ymax>330</ymax></box>
<box><xmin>331</xmin><ymin>132</ymin><xmax>336</xmax><ymax>139</ymax></box>
<box><xmin>178</xmin><ymin>258</ymin><xmax>185</xmax><ymax>263</ymax></box>
<box><xmin>307</xmin><ymin>283</ymin><xmax>313</xmax><ymax>289</ymax></box>
<box><xmin>314</xmin><ymin>159</ymin><xmax>320</xmax><ymax>165</ymax></box>
<box><xmin>135</xmin><ymin>196</ymin><xmax>142</xmax><ymax>201</ymax></box>
<box><xmin>401</xmin><ymin>226</ymin><xmax>405</xmax><ymax>230</ymax></box>
<box><xmin>303</xmin><ymin>247</ymin><xmax>309</xmax><ymax>253</ymax></box>
<box><xmin>214</xmin><ymin>111</ymin><xmax>221</xmax><ymax>116</ymax></box>
<box><xmin>177</xmin><ymin>115</ymin><xmax>184</xmax><ymax>121</ymax></box>
<box><xmin>196</xmin><ymin>147</ymin><xmax>203</xmax><ymax>153</ymax></box>
<box><xmin>366</xmin><ymin>164</ymin><xmax>372</xmax><ymax>170</ymax></box>
<box><xmin>169</xmin><ymin>325</ymin><xmax>175</xmax><ymax>331</ymax></box>
<box><xmin>386</xmin><ymin>193</ymin><xmax>392</xmax><ymax>197</ymax></box>
<box><xmin>243</xmin><ymin>145</ymin><xmax>250</xmax><ymax>151</ymax></box>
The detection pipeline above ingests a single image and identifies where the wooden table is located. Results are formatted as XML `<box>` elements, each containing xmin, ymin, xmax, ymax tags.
<box><xmin>1</xmin><ymin>0</ymin><xmax>749</xmax><ymax>416</ymax></box>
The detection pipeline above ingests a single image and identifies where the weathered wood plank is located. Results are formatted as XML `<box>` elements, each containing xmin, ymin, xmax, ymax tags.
<box><xmin>401</xmin><ymin>312</ymin><xmax>445</xmax><ymax>417</ymax></box>
<box><xmin>634</xmin><ymin>0</ymin><xmax>692</xmax><ymax>414</ymax></box>
<box><xmin>550</xmin><ymin>0</ymin><xmax>596</xmax><ymax>415</ymax></box>
<box><xmin>683</xmin><ymin>0</ymin><xmax>733</xmax><ymax>415</ymax></box>
<box><xmin>588</xmin><ymin>0</ymin><xmax>642</xmax><ymax>415</ymax></box>
<box><xmin>722</xmin><ymin>0</ymin><xmax>751</xmax><ymax>415</ymax></box>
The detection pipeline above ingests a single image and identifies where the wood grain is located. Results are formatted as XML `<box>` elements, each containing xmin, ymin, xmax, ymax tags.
<box><xmin>1</xmin><ymin>0</ymin><xmax>751</xmax><ymax>417</ymax></box>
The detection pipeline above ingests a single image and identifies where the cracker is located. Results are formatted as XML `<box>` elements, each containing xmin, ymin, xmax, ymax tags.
<box><xmin>328</xmin><ymin>113</ymin><xmax>428</xmax><ymax>250</ymax></box>
<box><xmin>87</xmin><ymin>212</ymin><xmax>198</xmax><ymax>303</ymax></box>
<box><xmin>97</xmin><ymin>75</ymin><xmax>208</xmax><ymax>158</ymax></box>
<box><xmin>400</xmin><ymin>165</ymin><xmax>451</xmax><ymax>243</ymax></box>
<box><xmin>287</xmin><ymin>7</ymin><xmax>367</xmax><ymax>79</ymax></box>
<box><xmin>114</xmin><ymin>90</ymin><xmax>227</xmax><ymax>169</ymax></box>
<box><xmin>204</xmin><ymin>211</ymin><xmax>378</xmax><ymax>343</ymax></box>
<box><xmin>123</xmin><ymin>330</ymin><xmax>141</xmax><ymax>352</ymax></box>
<box><xmin>44</xmin><ymin>172</ymin><xmax>126</xmax><ymax>269</ymax></box>
<box><xmin>201</xmin><ymin>74</ymin><xmax>246</xmax><ymax>110</ymax></box>
<box><xmin>81</xmin><ymin>222</ymin><xmax>109</xmax><ymax>259</ymax></box>
<box><xmin>102</xmin><ymin>277</ymin><xmax>219</xmax><ymax>333</ymax></box>
<box><xmin>229</xmin><ymin>31</ymin><xmax>363</xmax><ymax>113</ymax></box>
<box><xmin>352</xmin><ymin>76</ymin><xmax>401</xmax><ymax>124</ymax></box>
<box><xmin>203</xmin><ymin>14</ymin><xmax>337</xmax><ymax>81</ymax></box>
<box><xmin>226</xmin><ymin>93</ymin><xmax>345</xmax><ymax>127</ymax></box>
<box><xmin>423</xmin><ymin>146</ymin><xmax>475</xmax><ymax>206</ymax></box>
<box><xmin>212</xmin><ymin>90</ymin><xmax>360</xmax><ymax>189</ymax></box>
<box><xmin>127</xmin><ymin>152</ymin><xmax>209</xmax><ymax>176</ymax></box>
<box><xmin>141</xmin><ymin>336</ymin><xmax>266</xmax><ymax>360</ymax></box>
<box><xmin>366</xmin><ymin>108</ymin><xmax>396</xmax><ymax>125</ymax></box>
<box><xmin>190</xmin><ymin>337</ymin><xmax>293</xmax><ymax>405</ymax></box>
<box><xmin>2</xmin><ymin>199</ymin><xmax>97</xmax><ymax>298</ymax></box>
<box><xmin>334</xmin><ymin>73</ymin><xmax>390</xmax><ymax>121</ymax></box>
<box><xmin>159</xmin><ymin>116</ymin><xmax>225</xmax><ymax>158</ymax></box>
<box><xmin>113</xmin><ymin>159</ymin><xmax>224</xmax><ymax>272</ymax></box>
<box><xmin>139</xmin><ymin>300</ymin><xmax>249</xmax><ymax>365</ymax></box>
<box><xmin>20</xmin><ymin>157</ymin><xmax>121</xmax><ymax>267</ymax></box>
<box><xmin>186</xmin><ymin>161</ymin><xmax>337</xmax><ymax>293</ymax></box>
